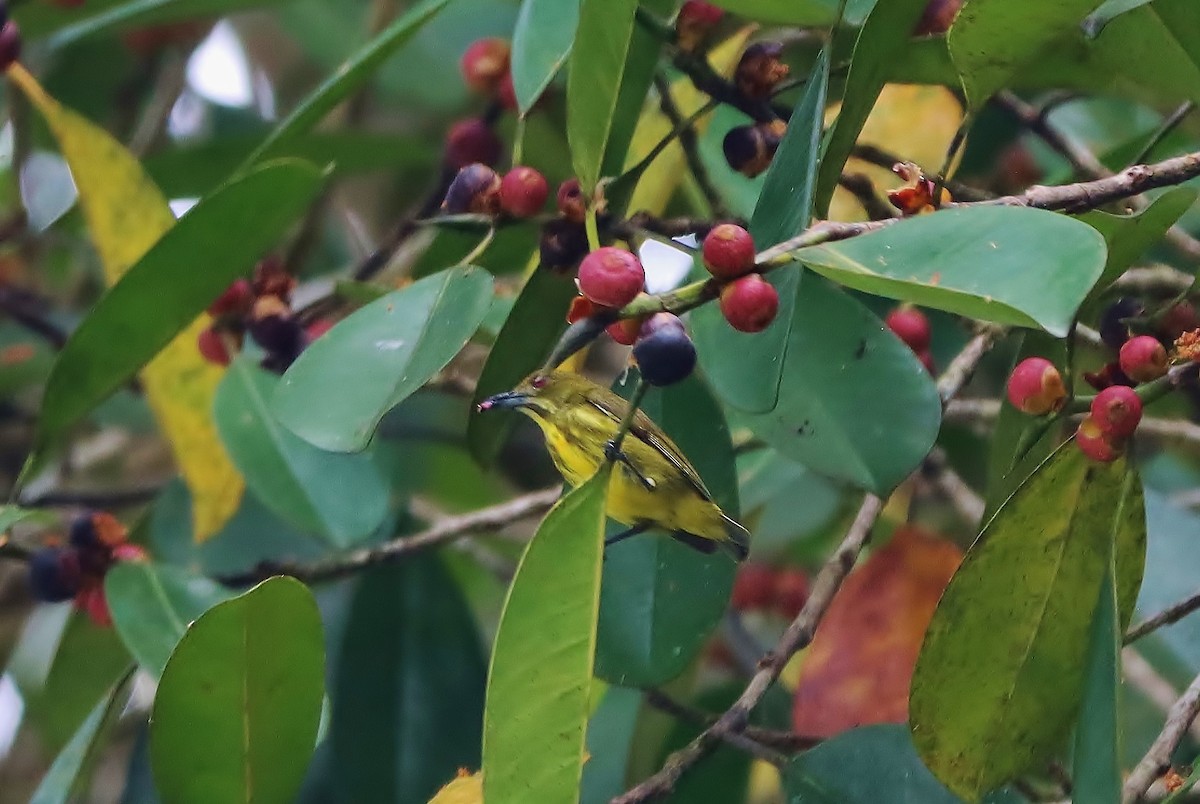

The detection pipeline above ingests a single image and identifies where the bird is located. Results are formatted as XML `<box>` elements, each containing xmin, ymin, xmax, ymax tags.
<box><xmin>478</xmin><ymin>371</ymin><xmax>750</xmax><ymax>560</ymax></box>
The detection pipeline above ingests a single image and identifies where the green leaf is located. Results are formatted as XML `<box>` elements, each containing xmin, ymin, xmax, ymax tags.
<box><xmin>692</xmin><ymin>50</ymin><xmax>829</xmax><ymax>413</ymax></box>
<box><xmin>794</xmin><ymin>207</ymin><xmax>1108</xmax><ymax>337</ymax></box>
<box><xmin>483</xmin><ymin>470</ymin><xmax>609</xmax><ymax>804</ymax></box>
<box><xmin>273</xmin><ymin>266</ymin><xmax>494</xmax><ymax>452</ymax></box>
<box><xmin>36</xmin><ymin>159</ymin><xmax>326</xmax><ymax>449</ymax></box>
<box><xmin>566</xmin><ymin>0</ymin><xmax>639</xmax><ymax>192</ymax></box>
<box><xmin>331</xmin><ymin>556</ymin><xmax>486</xmax><ymax>802</ymax></box>
<box><xmin>581</xmin><ymin>686</ymin><xmax>643</xmax><ymax>804</ymax></box>
<box><xmin>813</xmin><ymin>0</ymin><xmax>930</xmax><ymax>214</ymax></box>
<box><xmin>741</xmin><ymin>274</ymin><xmax>941</xmax><ymax>495</ymax></box>
<box><xmin>468</xmin><ymin>269</ymin><xmax>577</xmax><ymax>464</ymax></box>
<box><xmin>949</xmin><ymin>0</ymin><xmax>1108</xmax><ymax>109</ymax></box>
<box><xmin>784</xmin><ymin>725</ymin><xmax>961</xmax><ymax>803</ymax></box>
<box><xmin>595</xmin><ymin>373</ymin><xmax>737</xmax><ymax>687</ymax></box>
<box><xmin>1072</xmin><ymin>555</ymin><xmax>1121</xmax><ymax>804</ymax></box>
<box><xmin>706</xmin><ymin>0</ymin><xmax>877</xmax><ymax>25</ymax></box>
<box><xmin>511</xmin><ymin>0</ymin><xmax>581</xmax><ymax>113</ymax></box>
<box><xmin>245</xmin><ymin>0</ymin><xmax>452</xmax><ymax>167</ymax></box>
<box><xmin>1085</xmin><ymin>0</ymin><xmax>1156</xmax><ymax>35</ymax></box>
<box><xmin>215</xmin><ymin>357</ymin><xmax>388</xmax><ymax>546</ymax></box>
<box><xmin>0</xmin><ymin>504</ymin><xmax>54</xmax><ymax>533</ymax></box>
<box><xmin>30</xmin><ymin>676</ymin><xmax>132</xmax><ymax>804</ymax></box>
<box><xmin>601</xmin><ymin>0</ymin><xmax>672</xmax><ymax>182</ymax></box>
<box><xmin>150</xmin><ymin>577</ymin><xmax>324</xmax><ymax>804</ymax></box>
<box><xmin>104</xmin><ymin>562</ymin><xmax>230</xmax><ymax>679</ymax></box>
<box><xmin>40</xmin><ymin>0</ymin><xmax>291</xmax><ymax>47</ymax></box>
<box><xmin>910</xmin><ymin>446</ymin><xmax>1146</xmax><ymax>800</ymax></box>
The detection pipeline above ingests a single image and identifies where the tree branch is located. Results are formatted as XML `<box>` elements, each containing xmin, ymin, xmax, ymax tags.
<box><xmin>1126</xmin><ymin>591</ymin><xmax>1200</xmax><ymax>644</ymax></box>
<box><xmin>1123</xmin><ymin>668</ymin><xmax>1200</xmax><ymax>802</ymax></box>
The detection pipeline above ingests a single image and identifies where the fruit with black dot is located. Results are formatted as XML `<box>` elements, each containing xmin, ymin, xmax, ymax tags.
<box><xmin>459</xmin><ymin>37</ymin><xmax>510</xmax><ymax>95</ymax></box>
<box><xmin>731</xmin><ymin>562</ymin><xmax>775</xmax><ymax>611</ymax></box>
<box><xmin>633</xmin><ymin>314</ymin><xmax>696</xmax><ymax>386</ymax></box>
<box><xmin>443</xmin><ymin>163</ymin><xmax>502</xmax><ymax>215</ymax></box>
<box><xmin>719</xmin><ymin>274</ymin><xmax>779</xmax><ymax>333</ymax></box>
<box><xmin>208</xmin><ymin>278</ymin><xmax>254</xmax><ymax>317</ymax></box>
<box><xmin>577</xmin><ymin>247</ymin><xmax>645</xmax><ymax>309</ymax></box>
<box><xmin>735</xmin><ymin>41</ymin><xmax>789</xmax><ymax>99</ymax></box>
<box><xmin>1090</xmin><ymin>385</ymin><xmax>1143</xmax><ymax>439</ymax></box>
<box><xmin>0</xmin><ymin>20</ymin><xmax>20</xmax><ymax>70</ymax></box>
<box><xmin>556</xmin><ymin>178</ymin><xmax>587</xmax><ymax>223</ymax></box>
<box><xmin>774</xmin><ymin>568</ymin><xmax>810</xmax><ymax>619</ymax></box>
<box><xmin>197</xmin><ymin>326</ymin><xmax>232</xmax><ymax>366</ymax></box>
<box><xmin>1006</xmin><ymin>357</ymin><xmax>1066</xmax><ymax>415</ymax></box>
<box><xmin>445</xmin><ymin>118</ymin><xmax>501</xmax><ymax>169</ymax></box>
<box><xmin>1098</xmin><ymin>296</ymin><xmax>1144</xmax><ymax>350</ymax></box>
<box><xmin>538</xmin><ymin>218</ymin><xmax>589</xmax><ymax>273</ymax></box>
<box><xmin>702</xmin><ymin>223</ymin><xmax>755</xmax><ymax>279</ymax></box>
<box><xmin>28</xmin><ymin>547</ymin><xmax>82</xmax><ymax>603</ymax></box>
<box><xmin>1119</xmin><ymin>335</ymin><xmax>1169</xmax><ymax>382</ymax></box>
<box><xmin>885</xmin><ymin>305</ymin><xmax>932</xmax><ymax>352</ymax></box>
<box><xmin>723</xmin><ymin>121</ymin><xmax>785</xmax><ymax>178</ymax></box>
<box><xmin>1076</xmin><ymin>415</ymin><xmax>1120</xmax><ymax>463</ymax></box>
<box><xmin>499</xmin><ymin>166</ymin><xmax>549</xmax><ymax>218</ymax></box>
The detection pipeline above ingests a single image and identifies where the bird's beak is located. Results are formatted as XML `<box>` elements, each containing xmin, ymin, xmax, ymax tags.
<box><xmin>477</xmin><ymin>390</ymin><xmax>529</xmax><ymax>412</ymax></box>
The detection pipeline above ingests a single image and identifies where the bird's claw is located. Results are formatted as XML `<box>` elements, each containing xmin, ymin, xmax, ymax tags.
<box><xmin>605</xmin><ymin>440</ymin><xmax>655</xmax><ymax>491</ymax></box>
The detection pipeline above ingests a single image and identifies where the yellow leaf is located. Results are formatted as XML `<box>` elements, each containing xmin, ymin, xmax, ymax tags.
<box><xmin>427</xmin><ymin>769</ymin><xmax>483</xmax><ymax>804</ymax></box>
<box><xmin>9</xmin><ymin>64</ymin><xmax>242</xmax><ymax>540</ymax></box>
<box><xmin>624</xmin><ymin>27</ymin><xmax>755</xmax><ymax>215</ymax></box>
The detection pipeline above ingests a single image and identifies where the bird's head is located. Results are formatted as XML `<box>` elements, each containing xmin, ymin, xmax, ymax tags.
<box><xmin>476</xmin><ymin>371</ymin><xmax>590</xmax><ymax>418</ymax></box>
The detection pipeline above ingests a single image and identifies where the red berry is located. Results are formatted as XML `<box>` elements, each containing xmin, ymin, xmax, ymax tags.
<box><xmin>29</xmin><ymin>547</ymin><xmax>82</xmax><ymax>603</ymax></box>
<box><xmin>1090</xmin><ymin>385</ymin><xmax>1143</xmax><ymax>439</ymax></box>
<box><xmin>774</xmin><ymin>568</ymin><xmax>810</xmax><ymax>619</ymax></box>
<box><xmin>0</xmin><ymin>21</ymin><xmax>20</xmax><ymax>71</ymax></box>
<box><xmin>633</xmin><ymin>318</ymin><xmax>696</xmax><ymax>387</ymax></box>
<box><xmin>497</xmin><ymin>70</ymin><xmax>518</xmax><ymax>111</ymax></box>
<box><xmin>306</xmin><ymin>318</ymin><xmax>335</xmax><ymax>342</ymax></box>
<box><xmin>731</xmin><ymin>562</ymin><xmax>775</xmax><ymax>611</ymax></box>
<box><xmin>75</xmin><ymin>584</ymin><xmax>112</xmax><ymax>627</ymax></box>
<box><xmin>1006</xmin><ymin>357</ymin><xmax>1066</xmax><ymax>415</ymax></box>
<box><xmin>678</xmin><ymin>0</ymin><xmax>724</xmax><ymax>27</ymax></box>
<box><xmin>918</xmin><ymin>349</ymin><xmax>936</xmax><ymax>374</ymax></box>
<box><xmin>208</xmin><ymin>278</ymin><xmax>254</xmax><ymax>317</ymax></box>
<box><xmin>566</xmin><ymin>295</ymin><xmax>596</xmax><ymax>324</ymax></box>
<box><xmin>913</xmin><ymin>0</ymin><xmax>963</xmax><ymax>36</ymax></box>
<box><xmin>1076</xmin><ymin>415</ymin><xmax>1121</xmax><ymax>463</ymax></box>
<box><xmin>557</xmin><ymin>178</ymin><xmax>586</xmax><ymax>223</ymax></box>
<box><xmin>1119</xmin><ymin>335</ymin><xmax>1169</xmax><ymax>383</ymax></box>
<box><xmin>606</xmin><ymin>318</ymin><xmax>642</xmax><ymax>346</ymax></box>
<box><xmin>197</xmin><ymin>326</ymin><xmax>231</xmax><ymax>366</ymax></box>
<box><xmin>702</xmin><ymin>224</ymin><xmax>756</xmax><ymax>279</ymax></box>
<box><xmin>719</xmin><ymin>274</ymin><xmax>779</xmax><ymax>333</ymax></box>
<box><xmin>1161</xmin><ymin>301</ymin><xmax>1200</xmax><ymax>339</ymax></box>
<box><xmin>112</xmin><ymin>543</ymin><xmax>148</xmax><ymax>563</ymax></box>
<box><xmin>445</xmin><ymin>119</ymin><xmax>502</xmax><ymax>169</ymax></box>
<box><xmin>885</xmin><ymin>305</ymin><xmax>932</xmax><ymax>352</ymax></box>
<box><xmin>460</xmin><ymin>37</ymin><xmax>510</xmax><ymax>95</ymax></box>
<box><xmin>577</xmin><ymin>247</ymin><xmax>645</xmax><ymax>309</ymax></box>
<box><xmin>443</xmin><ymin>163</ymin><xmax>502</xmax><ymax>215</ymax></box>
<box><xmin>499</xmin><ymin>166</ymin><xmax>549</xmax><ymax>218</ymax></box>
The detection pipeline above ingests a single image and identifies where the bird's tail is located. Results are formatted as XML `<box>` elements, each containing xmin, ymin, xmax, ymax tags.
<box><xmin>720</xmin><ymin>514</ymin><xmax>751</xmax><ymax>562</ymax></box>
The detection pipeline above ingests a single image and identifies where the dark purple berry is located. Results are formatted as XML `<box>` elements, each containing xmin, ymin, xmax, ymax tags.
<box><xmin>443</xmin><ymin>163</ymin><xmax>502</xmax><ymax>215</ymax></box>
<box><xmin>0</xmin><ymin>21</ymin><xmax>21</xmax><ymax>72</ymax></box>
<box><xmin>29</xmin><ymin>547</ymin><xmax>83</xmax><ymax>603</ymax></box>
<box><xmin>538</xmin><ymin>218</ymin><xmax>589</xmax><ymax>273</ymax></box>
<box><xmin>633</xmin><ymin>315</ymin><xmax>696</xmax><ymax>386</ymax></box>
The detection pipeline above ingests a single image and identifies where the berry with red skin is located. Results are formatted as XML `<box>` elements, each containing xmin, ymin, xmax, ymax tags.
<box><xmin>208</xmin><ymin>278</ymin><xmax>254</xmax><ymax>317</ymax></box>
<box><xmin>1076</xmin><ymin>415</ymin><xmax>1121</xmax><ymax>463</ymax></box>
<box><xmin>1098</xmin><ymin>296</ymin><xmax>1144</xmax><ymax>350</ymax></box>
<box><xmin>676</xmin><ymin>0</ymin><xmax>724</xmax><ymax>50</ymax></box>
<box><xmin>606</xmin><ymin>317</ymin><xmax>642</xmax><ymax>346</ymax></box>
<box><xmin>912</xmin><ymin>0</ymin><xmax>963</xmax><ymax>35</ymax></box>
<box><xmin>633</xmin><ymin>314</ymin><xmax>696</xmax><ymax>387</ymax></box>
<box><xmin>443</xmin><ymin>163</ymin><xmax>502</xmax><ymax>215</ymax></box>
<box><xmin>735</xmin><ymin>42</ymin><xmax>789</xmax><ymax>100</ymax></box>
<box><xmin>1160</xmin><ymin>301</ymin><xmax>1199</xmax><ymax>339</ymax></box>
<box><xmin>1091</xmin><ymin>385</ymin><xmax>1143</xmax><ymax>440</ymax></box>
<box><xmin>578</xmin><ymin>247</ymin><xmax>645</xmax><ymax>309</ymax></box>
<box><xmin>885</xmin><ymin>305</ymin><xmax>932</xmax><ymax>352</ymax></box>
<box><xmin>723</xmin><ymin>121</ymin><xmax>785</xmax><ymax>178</ymax></box>
<box><xmin>197</xmin><ymin>326</ymin><xmax>231</xmax><ymax>366</ymax></box>
<box><xmin>497</xmin><ymin>71</ymin><xmax>518</xmax><ymax>111</ymax></box>
<box><xmin>1119</xmin><ymin>335</ymin><xmax>1169</xmax><ymax>382</ymax></box>
<box><xmin>29</xmin><ymin>547</ymin><xmax>83</xmax><ymax>603</ymax></box>
<box><xmin>75</xmin><ymin>584</ymin><xmax>112</xmax><ymax>627</ymax></box>
<box><xmin>719</xmin><ymin>274</ymin><xmax>779</xmax><ymax>333</ymax></box>
<box><xmin>539</xmin><ymin>218</ymin><xmax>589</xmax><ymax>273</ymax></box>
<box><xmin>731</xmin><ymin>562</ymin><xmax>776</xmax><ymax>611</ymax></box>
<box><xmin>0</xmin><ymin>20</ymin><xmax>20</xmax><ymax>70</ymax></box>
<box><xmin>565</xmin><ymin>295</ymin><xmax>596</xmax><ymax>324</ymax></box>
<box><xmin>499</xmin><ymin>166</ymin><xmax>549</xmax><ymax>218</ymax></box>
<box><xmin>918</xmin><ymin>349</ymin><xmax>936</xmax><ymax>375</ymax></box>
<box><xmin>557</xmin><ymin>178</ymin><xmax>587</xmax><ymax>223</ymax></box>
<box><xmin>774</xmin><ymin>568</ymin><xmax>810</xmax><ymax>619</ymax></box>
<box><xmin>460</xmin><ymin>37</ymin><xmax>510</xmax><ymax>95</ymax></box>
<box><xmin>702</xmin><ymin>224</ymin><xmax>756</xmax><ymax>279</ymax></box>
<box><xmin>1007</xmin><ymin>357</ymin><xmax>1067</xmax><ymax>415</ymax></box>
<box><xmin>445</xmin><ymin>118</ymin><xmax>502</xmax><ymax>169</ymax></box>
<box><xmin>1083</xmin><ymin>360</ymin><xmax>1135</xmax><ymax>391</ymax></box>
<box><xmin>305</xmin><ymin>318</ymin><xmax>335</xmax><ymax>342</ymax></box>
<box><xmin>111</xmin><ymin>543</ymin><xmax>148</xmax><ymax>563</ymax></box>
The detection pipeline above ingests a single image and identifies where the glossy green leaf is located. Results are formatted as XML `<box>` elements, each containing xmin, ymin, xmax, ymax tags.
<box><xmin>601</xmin><ymin>0</ymin><xmax>672</xmax><ymax>183</ymax></box>
<box><xmin>1087</xmin><ymin>0</ymin><xmax>1200</xmax><ymax>107</ymax></box>
<box><xmin>1072</xmin><ymin>556</ymin><xmax>1121</xmax><ymax>804</ymax></box>
<box><xmin>0</xmin><ymin>504</ymin><xmax>54</xmax><ymax>533</ymax></box>
<box><xmin>215</xmin><ymin>357</ymin><xmax>388</xmax><ymax>546</ymax></box>
<box><xmin>595</xmin><ymin>373</ymin><xmax>738</xmax><ymax>687</ymax></box>
<box><xmin>104</xmin><ymin>562</ymin><xmax>230</xmax><ymax>678</ymax></box>
<box><xmin>911</xmin><ymin>446</ymin><xmax>1146</xmax><ymax>800</ymax></box>
<box><xmin>246</xmin><ymin>0</ymin><xmax>452</xmax><ymax>167</ymax></box>
<box><xmin>274</xmin><ymin>266</ymin><xmax>494</xmax><ymax>452</ymax></box>
<box><xmin>693</xmin><ymin>51</ymin><xmax>828</xmax><ymax>413</ymax></box>
<box><xmin>949</xmin><ymin>0</ymin><xmax>1108</xmax><ymax>109</ymax></box>
<box><xmin>468</xmin><ymin>269</ymin><xmax>577</xmax><ymax>464</ymax></box>
<box><xmin>1085</xmin><ymin>0</ymin><xmax>1155</xmax><ymax>35</ymax></box>
<box><xmin>150</xmin><ymin>577</ymin><xmax>324</xmax><ymax>804</ymax></box>
<box><xmin>511</xmin><ymin>0</ymin><xmax>581</xmax><ymax>113</ymax></box>
<box><xmin>813</xmin><ymin>0</ymin><xmax>930</xmax><ymax>214</ymax></box>
<box><xmin>483</xmin><ymin>470</ymin><xmax>609</xmax><ymax>804</ymax></box>
<box><xmin>332</xmin><ymin>556</ymin><xmax>486</xmax><ymax>803</ymax></box>
<box><xmin>41</xmin><ymin>0</ymin><xmax>291</xmax><ymax>47</ymax></box>
<box><xmin>742</xmin><ymin>274</ymin><xmax>941</xmax><ymax>495</ymax></box>
<box><xmin>566</xmin><ymin>0</ymin><xmax>639</xmax><ymax>192</ymax></box>
<box><xmin>707</xmin><ymin>0</ymin><xmax>877</xmax><ymax>25</ymax></box>
<box><xmin>36</xmin><ymin>159</ymin><xmax>326</xmax><ymax>449</ymax></box>
<box><xmin>30</xmin><ymin>676</ymin><xmax>132</xmax><ymax>804</ymax></box>
<box><xmin>794</xmin><ymin>207</ymin><xmax>1108</xmax><ymax>337</ymax></box>
<box><xmin>581</xmin><ymin>686</ymin><xmax>642</xmax><ymax>804</ymax></box>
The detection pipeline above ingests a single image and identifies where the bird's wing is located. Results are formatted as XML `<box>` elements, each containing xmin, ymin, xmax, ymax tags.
<box><xmin>584</xmin><ymin>396</ymin><xmax>714</xmax><ymax>502</ymax></box>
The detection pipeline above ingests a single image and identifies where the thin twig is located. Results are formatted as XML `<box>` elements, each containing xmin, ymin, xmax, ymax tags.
<box><xmin>1123</xmin><ymin>669</ymin><xmax>1200</xmax><ymax>802</ymax></box>
<box><xmin>128</xmin><ymin>51</ymin><xmax>188</xmax><ymax>158</ymax></box>
<box><xmin>643</xmin><ymin>689</ymin><xmax>818</xmax><ymax>757</ymax></box>
<box><xmin>653</xmin><ymin>73</ymin><xmax>728</xmax><ymax>218</ymax></box>
<box><xmin>923</xmin><ymin>447</ymin><xmax>985</xmax><ymax>525</ymax></box>
<box><xmin>937</xmin><ymin>326</ymin><xmax>1004</xmax><ymax>403</ymax></box>
<box><xmin>0</xmin><ymin>285</ymin><xmax>68</xmax><ymax>348</ymax></box>
<box><xmin>1126</xmin><ymin>591</ymin><xmax>1200</xmax><ymax>644</ymax></box>
<box><xmin>1123</xmin><ymin>648</ymin><xmax>1200</xmax><ymax>744</ymax></box>
<box><xmin>18</xmin><ymin>485</ymin><xmax>164</xmax><ymax>509</ymax></box>
<box><xmin>1130</xmin><ymin>102</ymin><xmax>1196</xmax><ymax>167</ymax></box>
<box><xmin>838</xmin><ymin>173</ymin><xmax>898</xmax><ymax>221</ymax></box>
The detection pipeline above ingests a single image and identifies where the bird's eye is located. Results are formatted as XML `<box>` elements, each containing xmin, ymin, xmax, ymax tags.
<box><xmin>531</xmin><ymin>375</ymin><xmax>548</xmax><ymax>389</ymax></box>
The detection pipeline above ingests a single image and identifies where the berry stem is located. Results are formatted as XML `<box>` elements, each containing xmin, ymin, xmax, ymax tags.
<box><xmin>585</xmin><ymin>208</ymin><xmax>602</xmax><ymax>252</ymax></box>
<box><xmin>607</xmin><ymin>379</ymin><xmax>649</xmax><ymax>458</ymax></box>
<box><xmin>1066</xmin><ymin>362</ymin><xmax>1198</xmax><ymax>414</ymax></box>
<box><xmin>458</xmin><ymin>225</ymin><xmax>496</xmax><ymax>267</ymax></box>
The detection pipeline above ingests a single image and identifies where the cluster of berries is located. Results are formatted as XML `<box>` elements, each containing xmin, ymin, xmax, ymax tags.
<box><xmin>443</xmin><ymin>37</ymin><xmax>516</xmax><ymax>170</ymax></box>
<box><xmin>198</xmin><ymin>256</ymin><xmax>332</xmax><ymax>372</ymax></box>
<box><xmin>442</xmin><ymin>163</ymin><xmax>549</xmax><ymax>219</ymax></box>
<box><xmin>885</xmin><ymin>304</ymin><xmax>935</xmax><ymax>373</ymax></box>
<box><xmin>722</xmin><ymin>43</ymin><xmax>791</xmax><ymax>179</ymax></box>
<box><xmin>731</xmin><ymin>562</ymin><xmax>810</xmax><ymax>620</ymax></box>
<box><xmin>28</xmin><ymin>512</ymin><xmax>145</xmax><ymax>626</ymax></box>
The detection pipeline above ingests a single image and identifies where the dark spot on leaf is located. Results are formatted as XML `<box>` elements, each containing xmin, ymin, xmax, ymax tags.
<box><xmin>796</xmin><ymin>420</ymin><xmax>811</xmax><ymax>436</ymax></box>
<box><xmin>854</xmin><ymin>339</ymin><xmax>867</xmax><ymax>360</ymax></box>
